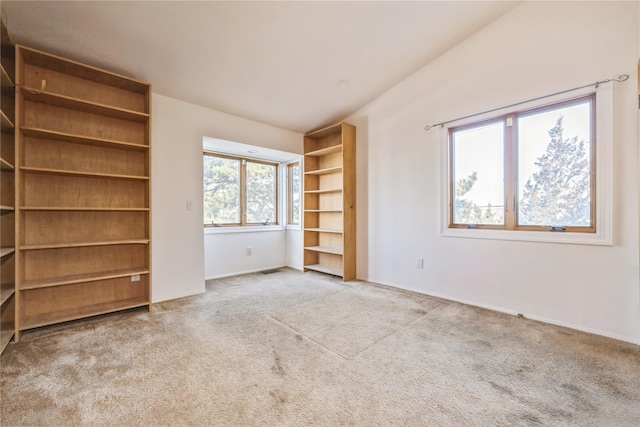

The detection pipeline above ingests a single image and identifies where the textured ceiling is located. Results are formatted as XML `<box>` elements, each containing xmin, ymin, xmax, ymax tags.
<box><xmin>2</xmin><ymin>1</ymin><xmax>519</xmax><ymax>133</ymax></box>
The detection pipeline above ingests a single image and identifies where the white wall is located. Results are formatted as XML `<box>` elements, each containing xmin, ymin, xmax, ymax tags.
<box><xmin>347</xmin><ymin>1</ymin><xmax>640</xmax><ymax>344</ymax></box>
<box><xmin>152</xmin><ymin>94</ymin><xmax>302</xmax><ymax>301</ymax></box>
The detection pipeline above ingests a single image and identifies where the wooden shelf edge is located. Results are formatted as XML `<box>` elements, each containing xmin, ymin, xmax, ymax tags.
<box><xmin>304</xmin><ymin>144</ymin><xmax>342</xmax><ymax>157</ymax></box>
<box><xmin>304</xmin><ymin>210</ymin><xmax>343</xmax><ymax>213</ymax></box>
<box><xmin>21</xmin><ymin>269</ymin><xmax>150</xmax><ymax>290</ymax></box>
<box><xmin>304</xmin><ymin>264</ymin><xmax>343</xmax><ymax>277</ymax></box>
<box><xmin>304</xmin><ymin>228</ymin><xmax>343</xmax><ymax>234</ymax></box>
<box><xmin>20</xmin><ymin>239</ymin><xmax>149</xmax><ymax>251</ymax></box>
<box><xmin>304</xmin><ymin>166</ymin><xmax>342</xmax><ymax>176</ymax></box>
<box><xmin>1</xmin><ymin>63</ymin><xmax>14</xmax><ymax>87</ymax></box>
<box><xmin>0</xmin><ymin>247</ymin><xmax>15</xmax><ymax>258</ymax></box>
<box><xmin>20</xmin><ymin>166</ymin><xmax>149</xmax><ymax>181</ymax></box>
<box><xmin>0</xmin><ymin>287</ymin><xmax>15</xmax><ymax>306</ymax></box>
<box><xmin>21</xmin><ymin>127</ymin><xmax>149</xmax><ymax>151</ymax></box>
<box><xmin>20</xmin><ymin>206</ymin><xmax>149</xmax><ymax>212</ymax></box>
<box><xmin>0</xmin><ymin>156</ymin><xmax>15</xmax><ymax>170</ymax></box>
<box><xmin>0</xmin><ymin>109</ymin><xmax>14</xmax><ymax>129</ymax></box>
<box><xmin>19</xmin><ymin>298</ymin><xmax>150</xmax><ymax>331</ymax></box>
<box><xmin>304</xmin><ymin>188</ymin><xmax>342</xmax><ymax>194</ymax></box>
<box><xmin>20</xmin><ymin>89</ymin><xmax>150</xmax><ymax>123</ymax></box>
<box><xmin>304</xmin><ymin>246</ymin><xmax>343</xmax><ymax>255</ymax></box>
<box><xmin>0</xmin><ymin>205</ymin><xmax>15</xmax><ymax>211</ymax></box>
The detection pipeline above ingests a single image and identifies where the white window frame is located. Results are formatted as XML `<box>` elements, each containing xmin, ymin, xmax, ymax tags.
<box><xmin>440</xmin><ymin>82</ymin><xmax>613</xmax><ymax>246</ymax></box>
<box><xmin>286</xmin><ymin>160</ymin><xmax>302</xmax><ymax>230</ymax></box>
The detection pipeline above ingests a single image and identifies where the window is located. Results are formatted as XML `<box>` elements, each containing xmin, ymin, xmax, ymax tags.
<box><xmin>450</xmin><ymin>95</ymin><xmax>595</xmax><ymax>233</ymax></box>
<box><xmin>287</xmin><ymin>162</ymin><xmax>301</xmax><ymax>225</ymax></box>
<box><xmin>203</xmin><ymin>153</ymin><xmax>278</xmax><ymax>227</ymax></box>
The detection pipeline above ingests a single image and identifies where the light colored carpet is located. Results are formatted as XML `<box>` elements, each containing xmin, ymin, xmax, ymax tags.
<box><xmin>1</xmin><ymin>268</ymin><xmax>639</xmax><ymax>426</ymax></box>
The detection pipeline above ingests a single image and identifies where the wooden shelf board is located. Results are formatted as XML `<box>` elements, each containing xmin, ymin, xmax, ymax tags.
<box><xmin>0</xmin><ymin>205</ymin><xmax>14</xmax><ymax>211</ymax></box>
<box><xmin>1</xmin><ymin>63</ymin><xmax>14</xmax><ymax>88</ymax></box>
<box><xmin>0</xmin><ymin>286</ymin><xmax>15</xmax><ymax>306</ymax></box>
<box><xmin>20</xmin><ymin>45</ymin><xmax>149</xmax><ymax>94</ymax></box>
<box><xmin>21</xmin><ymin>127</ymin><xmax>149</xmax><ymax>151</ymax></box>
<box><xmin>305</xmin><ymin>123</ymin><xmax>343</xmax><ymax>139</ymax></box>
<box><xmin>305</xmin><ymin>144</ymin><xmax>342</xmax><ymax>157</ymax></box>
<box><xmin>21</xmin><ymin>89</ymin><xmax>150</xmax><ymax>123</ymax></box>
<box><xmin>20</xmin><ymin>239</ymin><xmax>149</xmax><ymax>251</ymax></box>
<box><xmin>304</xmin><ymin>228</ymin><xmax>343</xmax><ymax>234</ymax></box>
<box><xmin>304</xmin><ymin>166</ymin><xmax>342</xmax><ymax>176</ymax></box>
<box><xmin>20</xmin><ymin>166</ymin><xmax>149</xmax><ymax>181</ymax></box>
<box><xmin>304</xmin><ymin>188</ymin><xmax>342</xmax><ymax>194</ymax></box>
<box><xmin>21</xmin><ymin>269</ymin><xmax>150</xmax><ymax>290</ymax></box>
<box><xmin>304</xmin><ymin>246</ymin><xmax>343</xmax><ymax>255</ymax></box>
<box><xmin>0</xmin><ymin>247</ymin><xmax>15</xmax><ymax>258</ymax></box>
<box><xmin>0</xmin><ymin>326</ymin><xmax>14</xmax><ymax>354</ymax></box>
<box><xmin>0</xmin><ymin>109</ymin><xmax>14</xmax><ymax>129</ymax></box>
<box><xmin>20</xmin><ymin>297</ymin><xmax>150</xmax><ymax>331</ymax></box>
<box><xmin>304</xmin><ymin>209</ymin><xmax>342</xmax><ymax>213</ymax></box>
<box><xmin>304</xmin><ymin>264</ymin><xmax>343</xmax><ymax>277</ymax></box>
<box><xmin>20</xmin><ymin>206</ymin><xmax>149</xmax><ymax>212</ymax></box>
<box><xmin>0</xmin><ymin>156</ymin><xmax>15</xmax><ymax>171</ymax></box>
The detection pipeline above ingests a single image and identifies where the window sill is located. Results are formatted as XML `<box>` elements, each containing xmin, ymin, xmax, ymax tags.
<box><xmin>286</xmin><ymin>224</ymin><xmax>302</xmax><ymax>231</ymax></box>
<box><xmin>441</xmin><ymin>227</ymin><xmax>612</xmax><ymax>246</ymax></box>
<box><xmin>204</xmin><ymin>225</ymin><xmax>283</xmax><ymax>235</ymax></box>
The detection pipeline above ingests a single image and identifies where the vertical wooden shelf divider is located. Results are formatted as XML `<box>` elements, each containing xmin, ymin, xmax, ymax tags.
<box><xmin>13</xmin><ymin>45</ymin><xmax>152</xmax><ymax>340</ymax></box>
<box><xmin>303</xmin><ymin>122</ymin><xmax>356</xmax><ymax>281</ymax></box>
<box><xmin>1</xmin><ymin>20</ymin><xmax>16</xmax><ymax>353</ymax></box>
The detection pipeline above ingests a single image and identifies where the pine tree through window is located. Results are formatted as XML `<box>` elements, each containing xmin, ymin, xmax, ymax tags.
<box><xmin>449</xmin><ymin>95</ymin><xmax>595</xmax><ymax>232</ymax></box>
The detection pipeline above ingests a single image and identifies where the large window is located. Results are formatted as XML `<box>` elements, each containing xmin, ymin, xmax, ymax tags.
<box><xmin>449</xmin><ymin>95</ymin><xmax>595</xmax><ymax>233</ymax></box>
<box><xmin>204</xmin><ymin>153</ymin><xmax>278</xmax><ymax>227</ymax></box>
<box><xmin>287</xmin><ymin>162</ymin><xmax>301</xmax><ymax>225</ymax></box>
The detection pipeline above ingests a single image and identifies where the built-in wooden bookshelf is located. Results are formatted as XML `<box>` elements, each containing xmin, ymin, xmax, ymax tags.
<box><xmin>1</xmin><ymin>20</ymin><xmax>16</xmax><ymax>354</ymax></box>
<box><xmin>14</xmin><ymin>45</ymin><xmax>151</xmax><ymax>340</ymax></box>
<box><xmin>303</xmin><ymin>122</ymin><xmax>356</xmax><ymax>281</ymax></box>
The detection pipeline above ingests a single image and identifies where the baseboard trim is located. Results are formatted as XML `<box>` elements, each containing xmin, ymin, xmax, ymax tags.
<box><xmin>205</xmin><ymin>265</ymin><xmax>288</xmax><ymax>281</ymax></box>
<box><xmin>362</xmin><ymin>278</ymin><xmax>640</xmax><ymax>346</ymax></box>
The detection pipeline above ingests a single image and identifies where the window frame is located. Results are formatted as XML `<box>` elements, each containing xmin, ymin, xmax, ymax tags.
<box><xmin>448</xmin><ymin>95</ymin><xmax>596</xmax><ymax>233</ymax></box>
<box><xmin>287</xmin><ymin>161</ymin><xmax>301</xmax><ymax>226</ymax></box>
<box><xmin>203</xmin><ymin>151</ymin><xmax>279</xmax><ymax>228</ymax></box>
<box><xmin>440</xmin><ymin>82</ymin><xmax>613</xmax><ymax>246</ymax></box>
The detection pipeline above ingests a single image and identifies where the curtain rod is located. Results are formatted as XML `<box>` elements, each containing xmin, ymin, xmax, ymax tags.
<box><xmin>424</xmin><ymin>74</ymin><xmax>629</xmax><ymax>131</ymax></box>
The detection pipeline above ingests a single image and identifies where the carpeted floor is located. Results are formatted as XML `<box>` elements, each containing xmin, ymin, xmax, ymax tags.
<box><xmin>1</xmin><ymin>268</ymin><xmax>639</xmax><ymax>426</ymax></box>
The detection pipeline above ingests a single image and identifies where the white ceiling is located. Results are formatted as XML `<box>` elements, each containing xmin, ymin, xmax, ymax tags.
<box><xmin>2</xmin><ymin>1</ymin><xmax>519</xmax><ymax>133</ymax></box>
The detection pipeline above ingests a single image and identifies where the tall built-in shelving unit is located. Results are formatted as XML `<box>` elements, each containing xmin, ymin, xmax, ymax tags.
<box><xmin>0</xmin><ymin>20</ymin><xmax>16</xmax><ymax>353</ymax></box>
<box><xmin>14</xmin><ymin>45</ymin><xmax>152</xmax><ymax>340</ymax></box>
<box><xmin>303</xmin><ymin>122</ymin><xmax>356</xmax><ymax>281</ymax></box>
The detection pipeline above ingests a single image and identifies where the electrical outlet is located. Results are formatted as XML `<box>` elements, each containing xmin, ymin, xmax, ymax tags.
<box><xmin>416</xmin><ymin>258</ymin><xmax>424</xmax><ymax>269</ymax></box>
<box><xmin>131</xmin><ymin>275</ymin><xmax>141</xmax><ymax>282</ymax></box>
<box><xmin>246</xmin><ymin>247</ymin><xmax>252</xmax><ymax>256</ymax></box>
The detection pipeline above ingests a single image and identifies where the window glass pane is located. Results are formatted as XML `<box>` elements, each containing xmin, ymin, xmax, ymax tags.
<box><xmin>289</xmin><ymin>163</ymin><xmax>301</xmax><ymax>224</ymax></box>
<box><xmin>452</xmin><ymin>121</ymin><xmax>505</xmax><ymax>225</ymax></box>
<box><xmin>517</xmin><ymin>100</ymin><xmax>592</xmax><ymax>227</ymax></box>
<box><xmin>203</xmin><ymin>155</ymin><xmax>240</xmax><ymax>225</ymax></box>
<box><xmin>246</xmin><ymin>161</ymin><xmax>277</xmax><ymax>224</ymax></box>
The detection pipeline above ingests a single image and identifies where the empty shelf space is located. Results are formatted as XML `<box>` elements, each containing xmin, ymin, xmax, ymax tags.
<box><xmin>304</xmin><ymin>188</ymin><xmax>342</xmax><ymax>194</ymax></box>
<box><xmin>304</xmin><ymin>228</ymin><xmax>343</xmax><ymax>234</ymax></box>
<box><xmin>304</xmin><ymin>145</ymin><xmax>342</xmax><ymax>157</ymax></box>
<box><xmin>21</xmin><ymin>269</ymin><xmax>150</xmax><ymax>290</ymax></box>
<box><xmin>21</xmin><ymin>127</ymin><xmax>149</xmax><ymax>151</ymax></box>
<box><xmin>0</xmin><ymin>156</ymin><xmax>14</xmax><ymax>170</ymax></box>
<box><xmin>0</xmin><ymin>326</ymin><xmax>14</xmax><ymax>353</ymax></box>
<box><xmin>304</xmin><ymin>166</ymin><xmax>342</xmax><ymax>176</ymax></box>
<box><xmin>20</xmin><ymin>239</ymin><xmax>149</xmax><ymax>251</ymax></box>
<box><xmin>305</xmin><ymin>264</ymin><xmax>343</xmax><ymax>277</ymax></box>
<box><xmin>20</xmin><ymin>297</ymin><xmax>150</xmax><ymax>331</ymax></box>
<box><xmin>0</xmin><ymin>287</ymin><xmax>15</xmax><ymax>306</ymax></box>
<box><xmin>304</xmin><ymin>246</ymin><xmax>343</xmax><ymax>255</ymax></box>
<box><xmin>20</xmin><ymin>90</ymin><xmax>150</xmax><ymax>123</ymax></box>
<box><xmin>20</xmin><ymin>166</ymin><xmax>149</xmax><ymax>181</ymax></box>
<box><xmin>0</xmin><ymin>247</ymin><xmax>15</xmax><ymax>258</ymax></box>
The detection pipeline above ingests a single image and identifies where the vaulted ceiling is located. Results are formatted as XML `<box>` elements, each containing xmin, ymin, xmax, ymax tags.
<box><xmin>2</xmin><ymin>1</ymin><xmax>519</xmax><ymax>133</ymax></box>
